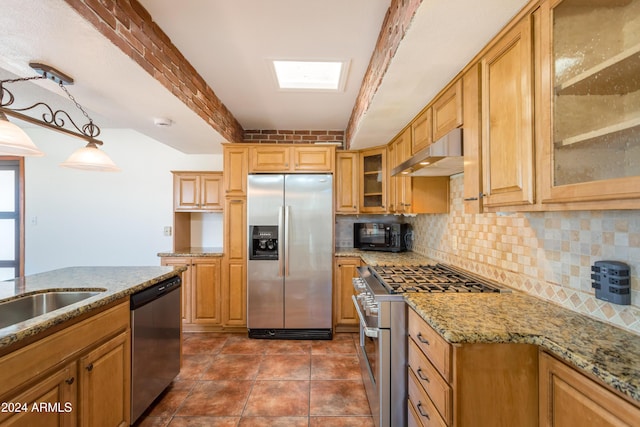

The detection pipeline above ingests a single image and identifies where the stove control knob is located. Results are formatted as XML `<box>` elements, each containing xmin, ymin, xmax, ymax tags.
<box><xmin>368</xmin><ymin>303</ymin><xmax>379</xmax><ymax>315</ymax></box>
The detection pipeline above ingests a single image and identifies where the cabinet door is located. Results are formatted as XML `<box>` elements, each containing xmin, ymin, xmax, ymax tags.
<box><xmin>481</xmin><ymin>14</ymin><xmax>535</xmax><ymax>208</ymax></box>
<box><xmin>334</xmin><ymin>257</ymin><xmax>360</xmax><ymax>330</ymax></box>
<box><xmin>293</xmin><ymin>146</ymin><xmax>333</xmax><ymax>171</ymax></box>
<box><xmin>539</xmin><ymin>352</ymin><xmax>640</xmax><ymax>427</ymax></box>
<box><xmin>432</xmin><ymin>79</ymin><xmax>463</xmax><ymax>141</ymax></box>
<box><xmin>462</xmin><ymin>63</ymin><xmax>484</xmax><ymax>213</ymax></box>
<box><xmin>539</xmin><ymin>0</ymin><xmax>640</xmax><ymax>206</ymax></box>
<box><xmin>359</xmin><ymin>147</ymin><xmax>387</xmax><ymax>213</ymax></box>
<box><xmin>335</xmin><ymin>152</ymin><xmax>359</xmax><ymax>213</ymax></box>
<box><xmin>250</xmin><ymin>146</ymin><xmax>291</xmax><ymax>172</ymax></box>
<box><xmin>200</xmin><ymin>174</ymin><xmax>223</xmax><ymax>211</ymax></box>
<box><xmin>222</xmin><ymin>261</ymin><xmax>246</xmax><ymax>327</ymax></box>
<box><xmin>0</xmin><ymin>363</ymin><xmax>76</xmax><ymax>427</ymax></box>
<box><xmin>223</xmin><ymin>146</ymin><xmax>248</xmax><ymax>196</ymax></box>
<box><xmin>79</xmin><ymin>331</ymin><xmax>130</xmax><ymax>427</ymax></box>
<box><xmin>174</xmin><ymin>174</ymin><xmax>200</xmax><ymax>211</ymax></box>
<box><xmin>224</xmin><ymin>198</ymin><xmax>246</xmax><ymax>262</ymax></box>
<box><xmin>412</xmin><ymin>107</ymin><xmax>433</xmax><ymax>154</ymax></box>
<box><xmin>160</xmin><ymin>257</ymin><xmax>191</xmax><ymax>322</ymax></box>
<box><xmin>394</xmin><ymin>129</ymin><xmax>413</xmax><ymax>213</ymax></box>
<box><xmin>191</xmin><ymin>258</ymin><xmax>221</xmax><ymax>325</ymax></box>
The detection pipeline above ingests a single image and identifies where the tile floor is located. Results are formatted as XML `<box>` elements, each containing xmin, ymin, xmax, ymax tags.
<box><xmin>134</xmin><ymin>332</ymin><xmax>374</xmax><ymax>426</ymax></box>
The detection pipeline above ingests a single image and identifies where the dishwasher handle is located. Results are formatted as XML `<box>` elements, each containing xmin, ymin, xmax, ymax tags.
<box><xmin>130</xmin><ymin>276</ymin><xmax>181</xmax><ymax>309</ymax></box>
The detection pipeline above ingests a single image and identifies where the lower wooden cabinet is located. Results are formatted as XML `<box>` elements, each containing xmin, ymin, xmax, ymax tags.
<box><xmin>333</xmin><ymin>257</ymin><xmax>361</xmax><ymax>332</ymax></box>
<box><xmin>160</xmin><ymin>256</ymin><xmax>222</xmax><ymax>331</ymax></box>
<box><xmin>539</xmin><ymin>352</ymin><xmax>640</xmax><ymax>427</ymax></box>
<box><xmin>0</xmin><ymin>301</ymin><xmax>130</xmax><ymax>427</ymax></box>
<box><xmin>407</xmin><ymin>307</ymin><xmax>538</xmax><ymax>427</ymax></box>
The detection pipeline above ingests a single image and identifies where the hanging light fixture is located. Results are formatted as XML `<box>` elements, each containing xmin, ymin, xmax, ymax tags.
<box><xmin>0</xmin><ymin>63</ymin><xmax>120</xmax><ymax>171</ymax></box>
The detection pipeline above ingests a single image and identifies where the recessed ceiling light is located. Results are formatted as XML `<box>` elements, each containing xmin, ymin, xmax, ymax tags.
<box><xmin>270</xmin><ymin>60</ymin><xmax>349</xmax><ymax>91</ymax></box>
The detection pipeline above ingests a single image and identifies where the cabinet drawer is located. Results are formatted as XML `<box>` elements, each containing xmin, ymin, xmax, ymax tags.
<box><xmin>408</xmin><ymin>308</ymin><xmax>452</xmax><ymax>381</ymax></box>
<box><xmin>409</xmin><ymin>337</ymin><xmax>452</xmax><ymax>424</ymax></box>
<box><xmin>408</xmin><ymin>368</ymin><xmax>448</xmax><ymax>427</ymax></box>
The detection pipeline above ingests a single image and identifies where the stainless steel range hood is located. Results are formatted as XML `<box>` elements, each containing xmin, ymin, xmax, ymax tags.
<box><xmin>391</xmin><ymin>128</ymin><xmax>463</xmax><ymax>177</ymax></box>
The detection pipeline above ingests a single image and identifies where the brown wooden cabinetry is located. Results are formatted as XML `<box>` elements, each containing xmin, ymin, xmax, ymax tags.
<box><xmin>462</xmin><ymin>63</ymin><xmax>484</xmax><ymax>214</ymax></box>
<box><xmin>333</xmin><ymin>257</ymin><xmax>360</xmax><ymax>332</ymax></box>
<box><xmin>222</xmin><ymin>198</ymin><xmax>247</xmax><ymax>327</ymax></box>
<box><xmin>359</xmin><ymin>147</ymin><xmax>387</xmax><ymax>213</ymax></box>
<box><xmin>250</xmin><ymin>145</ymin><xmax>334</xmax><ymax>173</ymax></box>
<box><xmin>481</xmin><ymin>13</ymin><xmax>535</xmax><ymax>208</ymax></box>
<box><xmin>173</xmin><ymin>172</ymin><xmax>223</xmax><ymax>212</ymax></box>
<box><xmin>412</xmin><ymin>107</ymin><xmax>433</xmax><ymax>155</ymax></box>
<box><xmin>224</xmin><ymin>145</ymin><xmax>249</xmax><ymax>196</ymax></box>
<box><xmin>335</xmin><ymin>151</ymin><xmax>359</xmax><ymax>214</ymax></box>
<box><xmin>388</xmin><ymin>128</ymin><xmax>413</xmax><ymax>214</ymax></box>
<box><xmin>0</xmin><ymin>301</ymin><xmax>130</xmax><ymax>427</ymax></box>
<box><xmin>407</xmin><ymin>307</ymin><xmax>538</xmax><ymax>427</ymax></box>
<box><xmin>539</xmin><ymin>351</ymin><xmax>640</xmax><ymax>426</ymax></box>
<box><xmin>432</xmin><ymin>79</ymin><xmax>463</xmax><ymax>141</ymax></box>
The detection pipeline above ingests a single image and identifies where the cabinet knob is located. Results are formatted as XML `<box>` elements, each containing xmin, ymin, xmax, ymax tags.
<box><xmin>86</xmin><ymin>363</ymin><xmax>94</xmax><ymax>372</ymax></box>
<box><xmin>65</xmin><ymin>377</ymin><xmax>75</xmax><ymax>385</ymax></box>
<box><xmin>285</xmin><ymin>163</ymin><xmax>289</xmax><ymax>167</ymax></box>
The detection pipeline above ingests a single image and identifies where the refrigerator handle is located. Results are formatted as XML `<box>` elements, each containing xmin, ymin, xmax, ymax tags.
<box><xmin>284</xmin><ymin>205</ymin><xmax>290</xmax><ymax>277</ymax></box>
<box><xmin>278</xmin><ymin>206</ymin><xmax>285</xmax><ymax>277</ymax></box>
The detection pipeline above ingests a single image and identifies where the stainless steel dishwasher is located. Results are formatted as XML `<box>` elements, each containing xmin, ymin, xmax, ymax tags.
<box><xmin>130</xmin><ymin>275</ymin><xmax>181</xmax><ymax>423</ymax></box>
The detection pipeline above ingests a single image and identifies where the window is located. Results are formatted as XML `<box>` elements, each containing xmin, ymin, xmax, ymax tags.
<box><xmin>0</xmin><ymin>159</ymin><xmax>22</xmax><ymax>280</ymax></box>
<box><xmin>271</xmin><ymin>60</ymin><xmax>350</xmax><ymax>91</ymax></box>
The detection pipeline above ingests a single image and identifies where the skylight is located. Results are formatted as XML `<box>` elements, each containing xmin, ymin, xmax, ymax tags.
<box><xmin>271</xmin><ymin>60</ymin><xmax>348</xmax><ymax>91</ymax></box>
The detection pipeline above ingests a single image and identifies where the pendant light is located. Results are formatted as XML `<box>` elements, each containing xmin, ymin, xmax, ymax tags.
<box><xmin>0</xmin><ymin>63</ymin><xmax>120</xmax><ymax>171</ymax></box>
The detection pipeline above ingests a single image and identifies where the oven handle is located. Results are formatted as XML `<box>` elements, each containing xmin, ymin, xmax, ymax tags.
<box><xmin>351</xmin><ymin>295</ymin><xmax>379</xmax><ymax>338</ymax></box>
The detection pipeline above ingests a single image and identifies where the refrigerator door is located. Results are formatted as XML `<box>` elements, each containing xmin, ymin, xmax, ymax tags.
<box><xmin>247</xmin><ymin>174</ymin><xmax>284</xmax><ymax>329</ymax></box>
<box><xmin>284</xmin><ymin>174</ymin><xmax>333</xmax><ymax>329</ymax></box>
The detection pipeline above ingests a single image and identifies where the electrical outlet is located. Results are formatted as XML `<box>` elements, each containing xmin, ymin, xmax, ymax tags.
<box><xmin>163</xmin><ymin>226</ymin><xmax>172</xmax><ymax>237</ymax></box>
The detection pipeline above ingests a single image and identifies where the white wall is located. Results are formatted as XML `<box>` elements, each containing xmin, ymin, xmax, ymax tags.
<box><xmin>23</xmin><ymin>128</ymin><xmax>223</xmax><ymax>274</ymax></box>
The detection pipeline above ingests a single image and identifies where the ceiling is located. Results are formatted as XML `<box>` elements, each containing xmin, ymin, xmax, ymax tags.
<box><xmin>0</xmin><ymin>0</ymin><xmax>528</xmax><ymax>154</ymax></box>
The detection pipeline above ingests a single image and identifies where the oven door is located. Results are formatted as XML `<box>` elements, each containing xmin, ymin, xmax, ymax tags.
<box><xmin>352</xmin><ymin>296</ymin><xmax>390</xmax><ymax>427</ymax></box>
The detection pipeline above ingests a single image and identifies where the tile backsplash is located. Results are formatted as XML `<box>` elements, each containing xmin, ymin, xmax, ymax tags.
<box><xmin>405</xmin><ymin>174</ymin><xmax>640</xmax><ymax>334</ymax></box>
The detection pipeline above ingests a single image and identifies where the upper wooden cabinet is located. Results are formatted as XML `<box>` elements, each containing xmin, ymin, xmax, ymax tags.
<box><xmin>432</xmin><ymin>79</ymin><xmax>463</xmax><ymax>141</ymax></box>
<box><xmin>539</xmin><ymin>0</ymin><xmax>640</xmax><ymax>207</ymax></box>
<box><xmin>249</xmin><ymin>145</ymin><xmax>334</xmax><ymax>173</ymax></box>
<box><xmin>359</xmin><ymin>147</ymin><xmax>387</xmax><ymax>213</ymax></box>
<box><xmin>411</xmin><ymin>107</ymin><xmax>433</xmax><ymax>155</ymax></box>
<box><xmin>462</xmin><ymin>63</ymin><xmax>484</xmax><ymax>214</ymax></box>
<box><xmin>173</xmin><ymin>172</ymin><xmax>223</xmax><ymax>212</ymax></box>
<box><xmin>223</xmin><ymin>145</ymin><xmax>248</xmax><ymax>196</ymax></box>
<box><xmin>481</xmin><ymin>12</ymin><xmax>535</xmax><ymax>208</ymax></box>
<box><xmin>388</xmin><ymin>129</ymin><xmax>413</xmax><ymax>214</ymax></box>
<box><xmin>335</xmin><ymin>151</ymin><xmax>359</xmax><ymax>214</ymax></box>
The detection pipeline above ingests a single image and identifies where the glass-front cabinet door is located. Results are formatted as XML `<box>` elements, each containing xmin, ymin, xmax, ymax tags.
<box><xmin>359</xmin><ymin>147</ymin><xmax>387</xmax><ymax>213</ymax></box>
<box><xmin>540</xmin><ymin>0</ymin><xmax>640</xmax><ymax>205</ymax></box>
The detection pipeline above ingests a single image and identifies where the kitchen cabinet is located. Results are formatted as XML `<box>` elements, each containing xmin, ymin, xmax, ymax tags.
<box><xmin>333</xmin><ymin>257</ymin><xmax>360</xmax><ymax>332</ymax></box>
<box><xmin>462</xmin><ymin>63</ymin><xmax>484</xmax><ymax>214</ymax></box>
<box><xmin>359</xmin><ymin>147</ymin><xmax>387</xmax><ymax>213</ymax></box>
<box><xmin>407</xmin><ymin>307</ymin><xmax>538</xmax><ymax>426</ymax></box>
<box><xmin>249</xmin><ymin>145</ymin><xmax>334</xmax><ymax>173</ymax></box>
<box><xmin>411</xmin><ymin>107</ymin><xmax>433</xmax><ymax>155</ymax></box>
<box><xmin>335</xmin><ymin>151</ymin><xmax>359</xmax><ymax>214</ymax></box>
<box><xmin>538</xmin><ymin>0</ymin><xmax>640</xmax><ymax>207</ymax></box>
<box><xmin>432</xmin><ymin>79</ymin><xmax>463</xmax><ymax>141</ymax></box>
<box><xmin>0</xmin><ymin>301</ymin><xmax>130</xmax><ymax>427</ymax></box>
<box><xmin>160</xmin><ymin>256</ymin><xmax>222</xmax><ymax>330</ymax></box>
<box><xmin>539</xmin><ymin>351</ymin><xmax>640</xmax><ymax>426</ymax></box>
<box><xmin>222</xmin><ymin>197</ymin><xmax>247</xmax><ymax>328</ymax></box>
<box><xmin>79</xmin><ymin>330</ymin><xmax>130</xmax><ymax>427</ymax></box>
<box><xmin>223</xmin><ymin>145</ymin><xmax>248</xmax><ymax>196</ymax></box>
<box><xmin>481</xmin><ymin>12</ymin><xmax>535</xmax><ymax>208</ymax></box>
<box><xmin>173</xmin><ymin>171</ymin><xmax>223</xmax><ymax>212</ymax></box>
<box><xmin>388</xmin><ymin>128</ymin><xmax>413</xmax><ymax>214</ymax></box>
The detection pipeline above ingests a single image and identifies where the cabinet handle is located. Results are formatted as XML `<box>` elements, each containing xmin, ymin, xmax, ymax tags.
<box><xmin>65</xmin><ymin>377</ymin><xmax>75</xmax><ymax>385</ymax></box>
<box><xmin>417</xmin><ymin>402</ymin><xmax>430</xmax><ymax>420</ymax></box>
<box><xmin>416</xmin><ymin>333</ymin><xmax>430</xmax><ymax>345</ymax></box>
<box><xmin>285</xmin><ymin>163</ymin><xmax>289</xmax><ymax>167</ymax></box>
<box><xmin>417</xmin><ymin>368</ymin><xmax>430</xmax><ymax>383</ymax></box>
<box><xmin>86</xmin><ymin>363</ymin><xmax>94</xmax><ymax>372</ymax></box>
<box><xmin>463</xmin><ymin>197</ymin><xmax>478</xmax><ymax>201</ymax></box>
<box><xmin>295</xmin><ymin>164</ymin><xmax>299</xmax><ymax>167</ymax></box>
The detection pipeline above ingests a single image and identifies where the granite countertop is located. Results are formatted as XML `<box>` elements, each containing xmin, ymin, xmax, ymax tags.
<box><xmin>405</xmin><ymin>292</ymin><xmax>640</xmax><ymax>403</ymax></box>
<box><xmin>0</xmin><ymin>266</ymin><xmax>185</xmax><ymax>350</ymax></box>
<box><xmin>335</xmin><ymin>248</ymin><xmax>436</xmax><ymax>266</ymax></box>
<box><xmin>158</xmin><ymin>247</ymin><xmax>224</xmax><ymax>257</ymax></box>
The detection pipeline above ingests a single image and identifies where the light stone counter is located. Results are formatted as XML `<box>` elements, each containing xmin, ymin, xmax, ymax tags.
<box><xmin>334</xmin><ymin>248</ymin><xmax>437</xmax><ymax>266</ymax></box>
<box><xmin>157</xmin><ymin>247</ymin><xmax>224</xmax><ymax>257</ymax></box>
<box><xmin>0</xmin><ymin>266</ymin><xmax>184</xmax><ymax>350</ymax></box>
<box><xmin>405</xmin><ymin>292</ymin><xmax>640</xmax><ymax>403</ymax></box>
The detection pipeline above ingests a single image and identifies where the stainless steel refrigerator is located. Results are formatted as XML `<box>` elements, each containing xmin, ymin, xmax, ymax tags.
<box><xmin>247</xmin><ymin>174</ymin><xmax>333</xmax><ymax>340</ymax></box>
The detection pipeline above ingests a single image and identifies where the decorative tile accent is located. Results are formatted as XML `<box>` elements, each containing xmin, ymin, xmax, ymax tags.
<box><xmin>406</xmin><ymin>175</ymin><xmax>640</xmax><ymax>335</ymax></box>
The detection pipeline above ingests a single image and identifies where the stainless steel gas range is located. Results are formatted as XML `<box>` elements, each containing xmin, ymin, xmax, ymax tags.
<box><xmin>352</xmin><ymin>264</ymin><xmax>509</xmax><ymax>427</ymax></box>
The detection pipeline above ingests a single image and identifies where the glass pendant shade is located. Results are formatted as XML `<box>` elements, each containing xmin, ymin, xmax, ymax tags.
<box><xmin>0</xmin><ymin>112</ymin><xmax>45</xmax><ymax>156</ymax></box>
<box><xmin>59</xmin><ymin>142</ymin><xmax>120</xmax><ymax>172</ymax></box>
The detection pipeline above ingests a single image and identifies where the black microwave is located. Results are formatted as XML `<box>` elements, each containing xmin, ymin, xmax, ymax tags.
<box><xmin>353</xmin><ymin>222</ymin><xmax>410</xmax><ymax>252</ymax></box>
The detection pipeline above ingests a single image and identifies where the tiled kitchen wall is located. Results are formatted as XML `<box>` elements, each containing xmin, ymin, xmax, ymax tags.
<box><xmin>406</xmin><ymin>175</ymin><xmax>640</xmax><ymax>334</ymax></box>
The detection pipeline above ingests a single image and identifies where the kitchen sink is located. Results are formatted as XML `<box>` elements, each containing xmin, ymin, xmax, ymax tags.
<box><xmin>0</xmin><ymin>290</ymin><xmax>104</xmax><ymax>329</ymax></box>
